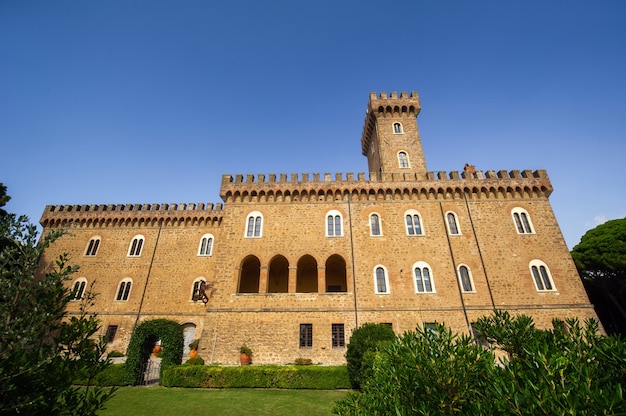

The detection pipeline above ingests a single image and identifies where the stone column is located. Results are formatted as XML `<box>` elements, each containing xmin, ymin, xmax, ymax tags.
<box><xmin>259</xmin><ymin>266</ymin><xmax>268</xmax><ymax>293</ymax></box>
<box><xmin>318</xmin><ymin>266</ymin><xmax>326</xmax><ymax>293</ymax></box>
<box><xmin>288</xmin><ymin>266</ymin><xmax>297</xmax><ymax>293</ymax></box>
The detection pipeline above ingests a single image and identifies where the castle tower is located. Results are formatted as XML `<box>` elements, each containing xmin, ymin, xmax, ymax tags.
<box><xmin>360</xmin><ymin>91</ymin><xmax>427</xmax><ymax>177</ymax></box>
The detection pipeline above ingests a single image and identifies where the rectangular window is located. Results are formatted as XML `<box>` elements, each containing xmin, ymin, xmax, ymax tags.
<box><xmin>332</xmin><ymin>324</ymin><xmax>345</xmax><ymax>348</ymax></box>
<box><xmin>299</xmin><ymin>323</ymin><xmax>312</xmax><ymax>348</ymax></box>
<box><xmin>423</xmin><ymin>322</ymin><xmax>437</xmax><ymax>335</ymax></box>
<box><xmin>105</xmin><ymin>325</ymin><xmax>118</xmax><ymax>343</ymax></box>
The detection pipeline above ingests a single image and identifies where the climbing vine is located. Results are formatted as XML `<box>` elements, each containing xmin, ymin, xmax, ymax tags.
<box><xmin>124</xmin><ymin>319</ymin><xmax>184</xmax><ymax>385</ymax></box>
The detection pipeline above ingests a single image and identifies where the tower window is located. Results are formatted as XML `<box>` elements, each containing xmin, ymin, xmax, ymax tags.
<box><xmin>198</xmin><ymin>234</ymin><xmax>214</xmax><ymax>256</ymax></box>
<box><xmin>458</xmin><ymin>265</ymin><xmax>474</xmax><ymax>292</ymax></box>
<box><xmin>326</xmin><ymin>210</ymin><xmax>343</xmax><ymax>237</ymax></box>
<box><xmin>405</xmin><ymin>210</ymin><xmax>423</xmax><ymax>235</ymax></box>
<box><xmin>245</xmin><ymin>211</ymin><xmax>263</xmax><ymax>238</ymax></box>
<box><xmin>299</xmin><ymin>324</ymin><xmax>313</xmax><ymax>348</ymax></box>
<box><xmin>530</xmin><ymin>260</ymin><xmax>556</xmax><ymax>291</ymax></box>
<box><xmin>398</xmin><ymin>151</ymin><xmax>410</xmax><ymax>168</ymax></box>
<box><xmin>369</xmin><ymin>213</ymin><xmax>382</xmax><ymax>236</ymax></box>
<box><xmin>191</xmin><ymin>278</ymin><xmax>207</xmax><ymax>302</ymax></box>
<box><xmin>446</xmin><ymin>212</ymin><xmax>461</xmax><ymax>235</ymax></box>
<box><xmin>127</xmin><ymin>235</ymin><xmax>144</xmax><ymax>257</ymax></box>
<box><xmin>332</xmin><ymin>324</ymin><xmax>345</xmax><ymax>348</ymax></box>
<box><xmin>413</xmin><ymin>262</ymin><xmax>434</xmax><ymax>293</ymax></box>
<box><xmin>105</xmin><ymin>325</ymin><xmax>118</xmax><ymax>343</ymax></box>
<box><xmin>116</xmin><ymin>279</ymin><xmax>132</xmax><ymax>301</ymax></box>
<box><xmin>512</xmin><ymin>208</ymin><xmax>535</xmax><ymax>234</ymax></box>
<box><xmin>374</xmin><ymin>265</ymin><xmax>390</xmax><ymax>294</ymax></box>
<box><xmin>71</xmin><ymin>278</ymin><xmax>87</xmax><ymax>300</ymax></box>
<box><xmin>393</xmin><ymin>122</ymin><xmax>403</xmax><ymax>134</ymax></box>
<box><xmin>85</xmin><ymin>237</ymin><xmax>100</xmax><ymax>256</ymax></box>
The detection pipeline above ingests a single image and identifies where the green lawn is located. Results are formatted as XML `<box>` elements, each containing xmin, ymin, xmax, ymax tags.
<box><xmin>99</xmin><ymin>387</ymin><xmax>349</xmax><ymax>416</ymax></box>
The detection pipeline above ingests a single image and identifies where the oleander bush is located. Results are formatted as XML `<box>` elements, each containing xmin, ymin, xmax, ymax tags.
<box><xmin>333</xmin><ymin>310</ymin><xmax>626</xmax><ymax>416</ymax></box>
<box><xmin>162</xmin><ymin>365</ymin><xmax>350</xmax><ymax>389</ymax></box>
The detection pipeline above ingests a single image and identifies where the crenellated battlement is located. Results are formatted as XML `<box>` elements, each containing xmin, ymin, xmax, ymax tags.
<box><xmin>40</xmin><ymin>202</ymin><xmax>224</xmax><ymax>228</ymax></box>
<box><xmin>366</xmin><ymin>91</ymin><xmax>421</xmax><ymax>115</ymax></box>
<box><xmin>220</xmin><ymin>169</ymin><xmax>553</xmax><ymax>203</ymax></box>
<box><xmin>221</xmin><ymin>169</ymin><xmax>549</xmax><ymax>186</ymax></box>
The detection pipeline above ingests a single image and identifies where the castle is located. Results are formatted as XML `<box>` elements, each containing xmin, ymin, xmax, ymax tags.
<box><xmin>39</xmin><ymin>91</ymin><xmax>598</xmax><ymax>365</ymax></box>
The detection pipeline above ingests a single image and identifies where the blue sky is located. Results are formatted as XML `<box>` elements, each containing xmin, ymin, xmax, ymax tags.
<box><xmin>1</xmin><ymin>1</ymin><xmax>624</xmax><ymax>249</ymax></box>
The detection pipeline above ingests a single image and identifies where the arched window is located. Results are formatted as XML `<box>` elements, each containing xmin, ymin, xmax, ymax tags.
<box><xmin>116</xmin><ymin>278</ymin><xmax>133</xmax><ymax>301</ymax></box>
<box><xmin>374</xmin><ymin>265</ymin><xmax>390</xmax><ymax>294</ymax></box>
<box><xmin>512</xmin><ymin>208</ymin><xmax>535</xmax><ymax>234</ymax></box>
<box><xmin>446</xmin><ymin>212</ymin><xmax>461</xmax><ymax>235</ymax></box>
<box><xmin>398</xmin><ymin>151</ymin><xmax>410</xmax><ymax>168</ymax></box>
<box><xmin>191</xmin><ymin>277</ymin><xmax>207</xmax><ymax>302</ymax></box>
<box><xmin>369</xmin><ymin>213</ymin><xmax>382</xmax><ymax>236</ymax></box>
<box><xmin>127</xmin><ymin>235</ymin><xmax>144</xmax><ymax>257</ymax></box>
<box><xmin>326</xmin><ymin>210</ymin><xmax>343</xmax><ymax>237</ymax></box>
<box><xmin>198</xmin><ymin>234</ymin><xmax>214</xmax><ymax>256</ymax></box>
<box><xmin>405</xmin><ymin>210</ymin><xmax>423</xmax><ymax>235</ymax></box>
<box><xmin>71</xmin><ymin>277</ymin><xmax>87</xmax><ymax>300</ymax></box>
<box><xmin>245</xmin><ymin>211</ymin><xmax>263</xmax><ymax>237</ymax></box>
<box><xmin>458</xmin><ymin>265</ymin><xmax>474</xmax><ymax>292</ymax></box>
<box><xmin>393</xmin><ymin>122</ymin><xmax>403</xmax><ymax>134</ymax></box>
<box><xmin>529</xmin><ymin>260</ymin><xmax>556</xmax><ymax>291</ymax></box>
<box><xmin>413</xmin><ymin>262</ymin><xmax>434</xmax><ymax>293</ymax></box>
<box><xmin>85</xmin><ymin>237</ymin><xmax>100</xmax><ymax>256</ymax></box>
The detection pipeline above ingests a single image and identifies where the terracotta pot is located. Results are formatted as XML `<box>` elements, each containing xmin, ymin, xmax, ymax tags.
<box><xmin>189</xmin><ymin>349</ymin><xmax>197</xmax><ymax>359</ymax></box>
<box><xmin>240</xmin><ymin>353</ymin><xmax>251</xmax><ymax>365</ymax></box>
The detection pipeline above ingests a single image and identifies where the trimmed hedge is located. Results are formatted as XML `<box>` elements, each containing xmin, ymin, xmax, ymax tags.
<box><xmin>75</xmin><ymin>364</ymin><xmax>128</xmax><ymax>386</ymax></box>
<box><xmin>162</xmin><ymin>365</ymin><xmax>350</xmax><ymax>389</ymax></box>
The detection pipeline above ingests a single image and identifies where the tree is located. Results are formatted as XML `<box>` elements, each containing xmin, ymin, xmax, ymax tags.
<box><xmin>0</xmin><ymin>183</ymin><xmax>115</xmax><ymax>415</ymax></box>
<box><xmin>571</xmin><ymin>217</ymin><xmax>626</xmax><ymax>335</ymax></box>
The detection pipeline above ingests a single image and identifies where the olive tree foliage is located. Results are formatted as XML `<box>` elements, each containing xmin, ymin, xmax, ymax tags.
<box><xmin>0</xmin><ymin>184</ymin><xmax>115</xmax><ymax>415</ymax></box>
<box><xmin>334</xmin><ymin>310</ymin><xmax>626</xmax><ymax>416</ymax></box>
<box><xmin>344</xmin><ymin>322</ymin><xmax>396</xmax><ymax>390</ymax></box>
<box><xmin>571</xmin><ymin>217</ymin><xmax>626</xmax><ymax>335</ymax></box>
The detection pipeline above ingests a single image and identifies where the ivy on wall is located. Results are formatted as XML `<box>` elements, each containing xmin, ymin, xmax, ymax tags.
<box><xmin>124</xmin><ymin>319</ymin><xmax>184</xmax><ymax>385</ymax></box>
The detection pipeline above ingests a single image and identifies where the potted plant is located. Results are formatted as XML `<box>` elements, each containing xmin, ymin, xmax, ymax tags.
<box><xmin>188</xmin><ymin>339</ymin><xmax>200</xmax><ymax>359</ymax></box>
<box><xmin>239</xmin><ymin>344</ymin><xmax>252</xmax><ymax>365</ymax></box>
<box><xmin>152</xmin><ymin>342</ymin><xmax>162</xmax><ymax>356</ymax></box>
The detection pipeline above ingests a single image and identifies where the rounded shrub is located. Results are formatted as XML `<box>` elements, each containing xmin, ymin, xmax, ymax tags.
<box><xmin>345</xmin><ymin>322</ymin><xmax>396</xmax><ymax>389</ymax></box>
<box><xmin>124</xmin><ymin>319</ymin><xmax>184</xmax><ymax>385</ymax></box>
<box><xmin>185</xmin><ymin>356</ymin><xmax>205</xmax><ymax>366</ymax></box>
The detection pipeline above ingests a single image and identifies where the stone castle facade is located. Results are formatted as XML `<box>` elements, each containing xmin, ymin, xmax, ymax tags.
<box><xmin>39</xmin><ymin>91</ymin><xmax>598</xmax><ymax>365</ymax></box>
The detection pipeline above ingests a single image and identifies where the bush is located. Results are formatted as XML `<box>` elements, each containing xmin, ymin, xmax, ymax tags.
<box><xmin>107</xmin><ymin>350</ymin><xmax>124</xmax><ymax>358</ymax></box>
<box><xmin>294</xmin><ymin>357</ymin><xmax>312</xmax><ymax>365</ymax></box>
<box><xmin>75</xmin><ymin>364</ymin><xmax>128</xmax><ymax>387</ymax></box>
<box><xmin>162</xmin><ymin>365</ymin><xmax>350</xmax><ymax>389</ymax></box>
<box><xmin>335</xmin><ymin>323</ymin><xmax>495</xmax><ymax>415</ymax></box>
<box><xmin>185</xmin><ymin>356</ymin><xmax>205</xmax><ymax>366</ymax></box>
<box><xmin>333</xmin><ymin>311</ymin><xmax>626</xmax><ymax>415</ymax></box>
<box><xmin>345</xmin><ymin>322</ymin><xmax>396</xmax><ymax>389</ymax></box>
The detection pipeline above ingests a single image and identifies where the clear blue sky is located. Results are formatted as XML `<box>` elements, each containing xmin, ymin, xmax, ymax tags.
<box><xmin>1</xmin><ymin>1</ymin><xmax>625</xmax><ymax>249</ymax></box>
